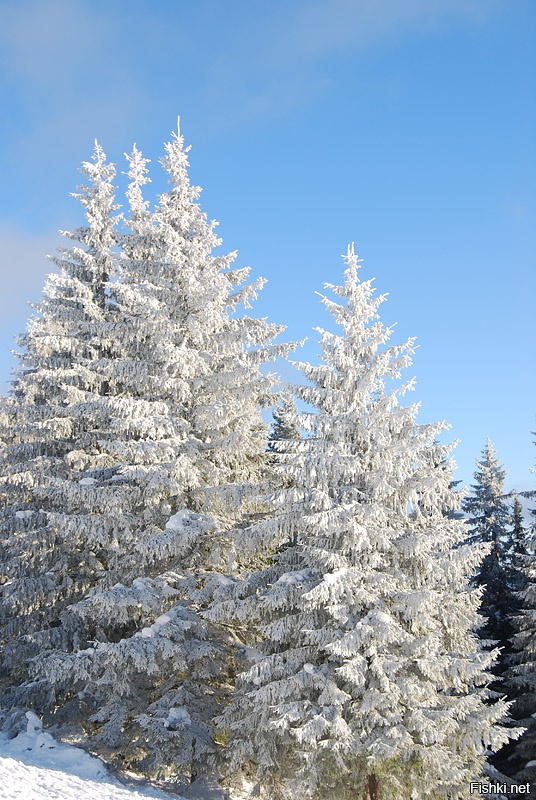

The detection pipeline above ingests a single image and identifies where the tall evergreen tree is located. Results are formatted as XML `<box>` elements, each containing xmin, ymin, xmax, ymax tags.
<box><xmin>508</xmin><ymin>494</ymin><xmax>529</xmax><ymax>601</ymax></box>
<box><xmin>462</xmin><ymin>440</ymin><xmax>513</xmax><ymax>646</ymax></box>
<box><xmin>209</xmin><ymin>246</ymin><xmax>511</xmax><ymax>800</ymax></box>
<box><xmin>0</xmin><ymin>127</ymin><xmax>290</xmax><ymax>784</ymax></box>
<box><xmin>511</xmin><ymin>495</ymin><xmax>528</xmax><ymax>563</ymax></box>
<box><xmin>0</xmin><ymin>143</ymin><xmax>120</xmax><ymax>673</ymax></box>
<box><xmin>504</xmin><ymin>444</ymin><xmax>536</xmax><ymax>790</ymax></box>
<box><xmin>506</xmin><ymin>539</ymin><xmax>536</xmax><ymax>791</ymax></box>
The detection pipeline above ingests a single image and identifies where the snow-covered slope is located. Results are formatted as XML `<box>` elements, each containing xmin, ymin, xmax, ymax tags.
<box><xmin>0</xmin><ymin>712</ymin><xmax>181</xmax><ymax>800</ymax></box>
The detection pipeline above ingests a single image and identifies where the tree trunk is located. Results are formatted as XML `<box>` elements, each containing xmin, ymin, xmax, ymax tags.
<box><xmin>364</xmin><ymin>773</ymin><xmax>380</xmax><ymax>800</ymax></box>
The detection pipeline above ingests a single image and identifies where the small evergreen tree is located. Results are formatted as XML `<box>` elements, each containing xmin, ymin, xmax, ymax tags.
<box><xmin>462</xmin><ymin>440</ymin><xmax>513</xmax><ymax>646</ymax></box>
<box><xmin>267</xmin><ymin>391</ymin><xmax>301</xmax><ymax>454</ymax></box>
<box><xmin>210</xmin><ymin>246</ymin><xmax>511</xmax><ymax>800</ymax></box>
<box><xmin>511</xmin><ymin>495</ymin><xmax>528</xmax><ymax>561</ymax></box>
<box><xmin>509</xmin><ymin>494</ymin><xmax>529</xmax><ymax>599</ymax></box>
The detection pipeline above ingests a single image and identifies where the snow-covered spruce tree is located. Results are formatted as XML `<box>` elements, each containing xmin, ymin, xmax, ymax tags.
<box><xmin>17</xmin><ymin>128</ymin><xmax>290</xmax><ymax>784</ymax></box>
<box><xmin>506</xmin><ymin>536</ymin><xmax>536</xmax><ymax>790</ymax></box>
<box><xmin>511</xmin><ymin>495</ymin><xmax>528</xmax><ymax>566</ymax></box>
<box><xmin>267</xmin><ymin>391</ymin><xmax>301</xmax><ymax>456</ymax></box>
<box><xmin>488</xmin><ymin>494</ymin><xmax>532</xmax><ymax>781</ymax></box>
<box><xmin>0</xmin><ymin>143</ymin><xmax>120</xmax><ymax>677</ymax></box>
<box><xmin>503</xmin><ymin>448</ymin><xmax>536</xmax><ymax>789</ymax></box>
<box><xmin>462</xmin><ymin>441</ymin><xmax>513</xmax><ymax>648</ymax></box>
<box><xmin>209</xmin><ymin>246</ymin><xmax>512</xmax><ymax>800</ymax></box>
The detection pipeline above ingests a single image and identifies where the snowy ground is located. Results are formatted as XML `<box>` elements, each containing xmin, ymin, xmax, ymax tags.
<box><xmin>0</xmin><ymin>711</ymin><xmax>226</xmax><ymax>800</ymax></box>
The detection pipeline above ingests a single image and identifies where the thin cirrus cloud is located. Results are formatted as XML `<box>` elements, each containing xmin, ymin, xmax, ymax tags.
<box><xmin>175</xmin><ymin>0</ymin><xmax>505</xmax><ymax>129</ymax></box>
<box><xmin>0</xmin><ymin>0</ymin><xmax>505</xmax><ymax>146</ymax></box>
<box><xmin>0</xmin><ymin>0</ymin><xmax>145</xmax><ymax>183</ymax></box>
<box><xmin>0</xmin><ymin>222</ymin><xmax>57</xmax><ymax>389</ymax></box>
<box><xmin>0</xmin><ymin>223</ymin><xmax>55</xmax><ymax>326</ymax></box>
<box><xmin>0</xmin><ymin>0</ymin><xmax>511</xmax><ymax>350</ymax></box>
<box><xmin>0</xmin><ymin>0</ymin><xmax>108</xmax><ymax>85</ymax></box>
<box><xmin>288</xmin><ymin>0</ymin><xmax>503</xmax><ymax>58</ymax></box>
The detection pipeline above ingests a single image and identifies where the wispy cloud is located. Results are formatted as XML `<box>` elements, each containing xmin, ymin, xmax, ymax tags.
<box><xmin>0</xmin><ymin>0</ymin><xmax>505</xmax><ymax>150</ymax></box>
<box><xmin>287</xmin><ymin>0</ymin><xmax>502</xmax><ymax>58</ymax></box>
<box><xmin>0</xmin><ymin>221</ymin><xmax>58</xmax><ymax>390</ymax></box>
<box><xmin>0</xmin><ymin>222</ymin><xmax>56</xmax><ymax>328</ymax></box>
<box><xmin>0</xmin><ymin>0</ymin><xmax>507</xmax><ymax>340</ymax></box>
<box><xmin>0</xmin><ymin>0</ymin><xmax>107</xmax><ymax>86</ymax></box>
<box><xmin>0</xmin><ymin>0</ymin><xmax>145</xmax><ymax>190</ymax></box>
<box><xmin>191</xmin><ymin>0</ymin><xmax>505</xmax><ymax>127</ymax></box>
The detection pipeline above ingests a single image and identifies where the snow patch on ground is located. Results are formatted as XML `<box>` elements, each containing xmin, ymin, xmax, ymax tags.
<box><xmin>0</xmin><ymin>712</ymin><xmax>181</xmax><ymax>800</ymax></box>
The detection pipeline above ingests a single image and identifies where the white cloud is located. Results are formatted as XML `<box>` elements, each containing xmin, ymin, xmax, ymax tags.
<box><xmin>0</xmin><ymin>0</ymin><xmax>145</xmax><ymax>179</ymax></box>
<box><xmin>0</xmin><ymin>0</ymin><xmax>107</xmax><ymax>85</ymax></box>
<box><xmin>0</xmin><ymin>222</ymin><xmax>56</xmax><ymax>329</ymax></box>
<box><xmin>181</xmin><ymin>0</ymin><xmax>505</xmax><ymax>130</ymax></box>
<box><xmin>0</xmin><ymin>0</ymin><xmax>506</xmax><ymax>148</ymax></box>
<box><xmin>288</xmin><ymin>0</ymin><xmax>503</xmax><ymax>58</ymax></box>
<box><xmin>0</xmin><ymin>222</ymin><xmax>59</xmax><ymax>391</ymax></box>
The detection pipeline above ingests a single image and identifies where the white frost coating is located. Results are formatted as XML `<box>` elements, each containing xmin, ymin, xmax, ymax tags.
<box><xmin>275</xmin><ymin>570</ymin><xmax>311</xmax><ymax>586</ymax></box>
<box><xmin>217</xmin><ymin>244</ymin><xmax>512</xmax><ymax>798</ymax></box>
<box><xmin>164</xmin><ymin>510</ymin><xmax>191</xmax><ymax>531</ymax></box>
<box><xmin>136</xmin><ymin>613</ymin><xmax>171</xmax><ymax>639</ymax></box>
<box><xmin>323</xmin><ymin>568</ymin><xmax>347</xmax><ymax>585</ymax></box>
<box><xmin>0</xmin><ymin>126</ymin><xmax>291</xmax><ymax>786</ymax></box>
<box><xmin>163</xmin><ymin>707</ymin><xmax>191</xmax><ymax>728</ymax></box>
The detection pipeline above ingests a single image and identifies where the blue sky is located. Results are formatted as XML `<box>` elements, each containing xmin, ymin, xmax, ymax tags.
<box><xmin>0</xmin><ymin>0</ymin><xmax>534</xmax><ymax>493</ymax></box>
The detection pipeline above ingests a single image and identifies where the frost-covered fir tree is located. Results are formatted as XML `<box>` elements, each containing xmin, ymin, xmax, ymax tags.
<box><xmin>506</xmin><ymin>494</ymin><xmax>530</xmax><ymax>604</ymax></box>
<box><xmin>462</xmin><ymin>440</ymin><xmax>511</xmax><ymax>551</ymax></box>
<box><xmin>504</xmin><ymin>447</ymin><xmax>536</xmax><ymax>790</ymax></box>
<box><xmin>267</xmin><ymin>391</ymin><xmax>301</xmax><ymax>456</ymax></box>
<box><xmin>0</xmin><ymin>126</ymin><xmax>289</xmax><ymax>784</ymax></box>
<box><xmin>511</xmin><ymin>495</ymin><xmax>528</xmax><ymax>563</ymax></box>
<box><xmin>506</xmin><ymin>536</ymin><xmax>536</xmax><ymax>790</ymax></box>
<box><xmin>0</xmin><ymin>143</ymin><xmax>120</xmax><ymax>673</ymax></box>
<box><xmin>462</xmin><ymin>441</ymin><xmax>513</xmax><ymax>645</ymax></box>
<box><xmin>492</xmin><ymin>585</ymin><xmax>536</xmax><ymax>789</ymax></box>
<box><xmin>209</xmin><ymin>246</ymin><xmax>512</xmax><ymax>800</ymax></box>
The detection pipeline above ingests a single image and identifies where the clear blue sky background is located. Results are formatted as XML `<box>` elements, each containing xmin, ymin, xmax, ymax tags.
<box><xmin>0</xmin><ymin>0</ymin><xmax>534</xmax><ymax>494</ymax></box>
